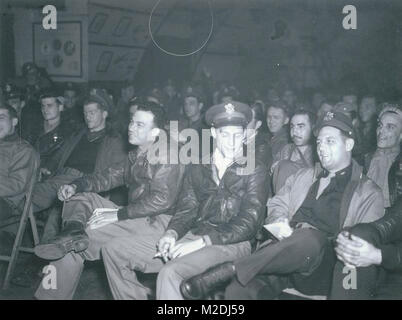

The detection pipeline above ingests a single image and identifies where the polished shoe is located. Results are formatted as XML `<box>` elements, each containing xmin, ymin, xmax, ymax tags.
<box><xmin>34</xmin><ymin>221</ymin><xmax>89</xmax><ymax>260</ymax></box>
<box><xmin>180</xmin><ymin>262</ymin><xmax>236</xmax><ymax>300</ymax></box>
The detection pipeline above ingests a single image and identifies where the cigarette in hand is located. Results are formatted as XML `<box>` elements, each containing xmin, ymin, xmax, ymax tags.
<box><xmin>153</xmin><ymin>252</ymin><xmax>163</xmax><ymax>258</ymax></box>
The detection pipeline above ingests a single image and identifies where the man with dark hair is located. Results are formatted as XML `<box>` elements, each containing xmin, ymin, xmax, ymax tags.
<box><xmin>95</xmin><ymin>101</ymin><xmax>270</xmax><ymax>300</ymax></box>
<box><xmin>34</xmin><ymin>101</ymin><xmax>186</xmax><ymax>300</ymax></box>
<box><xmin>176</xmin><ymin>88</ymin><xmax>208</xmax><ymax>143</ymax></box>
<box><xmin>0</xmin><ymin>103</ymin><xmax>38</xmax><ymax>221</ymax></box>
<box><xmin>151</xmin><ymin>101</ymin><xmax>270</xmax><ymax>299</ymax></box>
<box><xmin>271</xmin><ymin>108</ymin><xmax>316</xmax><ymax>193</ymax></box>
<box><xmin>180</xmin><ymin>111</ymin><xmax>384</xmax><ymax>300</ymax></box>
<box><xmin>25</xmin><ymin>88</ymin><xmax>73</xmax><ymax>172</ymax></box>
<box><xmin>31</xmin><ymin>89</ymin><xmax>127</xmax><ymax>241</ymax></box>
<box><xmin>265</xmin><ymin>100</ymin><xmax>290</xmax><ymax>158</ymax></box>
<box><xmin>335</xmin><ymin>106</ymin><xmax>402</xmax><ymax>298</ymax></box>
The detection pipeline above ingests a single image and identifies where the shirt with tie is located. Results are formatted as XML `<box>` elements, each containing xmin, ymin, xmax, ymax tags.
<box><xmin>290</xmin><ymin>164</ymin><xmax>353</xmax><ymax>237</ymax></box>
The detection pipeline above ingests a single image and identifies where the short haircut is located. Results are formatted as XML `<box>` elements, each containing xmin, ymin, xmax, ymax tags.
<box><xmin>320</xmin><ymin>99</ymin><xmax>337</xmax><ymax>108</ymax></box>
<box><xmin>292</xmin><ymin>108</ymin><xmax>316</xmax><ymax>127</ymax></box>
<box><xmin>39</xmin><ymin>89</ymin><xmax>61</xmax><ymax>103</ymax></box>
<box><xmin>83</xmin><ymin>98</ymin><xmax>107</xmax><ymax>112</ymax></box>
<box><xmin>0</xmin><ymin>104</ymin><xmax>18</xmax><ymax>120</ymax></box>
<box><xmin>135</xmin><ymin>100</ymin><xmax>167</xmax><ymax>129</ymax></box>
<box><xmin>266</xmin><ymin>100</ymin><xmax>290</xmax><ymax>117</ymax></box>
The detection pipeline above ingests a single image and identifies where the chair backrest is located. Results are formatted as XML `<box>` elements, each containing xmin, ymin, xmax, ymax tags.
<box><xmin>20</xmin><ymin>154</ymin><xmax>40</xmax><ymax>216</ymax></box>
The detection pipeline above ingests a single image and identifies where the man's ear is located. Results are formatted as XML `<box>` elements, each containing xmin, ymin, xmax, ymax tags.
<box><xmin>199</xmin><ymin>103</ymin><xmax>204</xmax><ymax>111</ymax></box>
<box><xmin>345</xmin><ymin>138</ymin><xmax>355</xmax><ymax>152</ymax></box>
<box><xmin>211</xmin><ymin>127</ymin><xmax>217</xmax><ymax>139</ymax></box>
<box><xmin>284</xmin><ymin>116</ymin><xmax>289</xmax><ymax>125</ymax></box>
<box><xmin>12</xmin><ymin>117</ymin><xmax>18</xmax><ymax>128</ymax></box>
<box><xmin>59</xmin><ymin>104</ymin><xmax>64</xmax><ymax>112</ymax></box>
<box><xmin>21</xmin><ymin>101</ymin><xmax>26</xmax><ymax>108</ymax></box>
<box><xmin>150</xmin><ymin>127</ymin><xmax>160</xmax><ymax>139</ymax></box>
<box><xmin>255</xmin><ymin>120</ymin><xmax>262</xmax><ymax>130</ymax></box>
<box><xmin>102</xmin><ymin>110</ymin><xmax>108</xmax><ymax>119</ymax></box>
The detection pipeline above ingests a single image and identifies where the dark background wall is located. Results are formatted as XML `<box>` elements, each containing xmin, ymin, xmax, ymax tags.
<box><xmin>3</xmin><ymin>0</ymin><xmax>402</xmax><ymax>99</ymax></box>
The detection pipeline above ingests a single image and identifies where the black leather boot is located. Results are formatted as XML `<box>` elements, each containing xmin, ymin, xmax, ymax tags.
<box><xmin>180</xmin><ymin>262</ymin><xmax>236</xmax><ymax>300</ymax></box>
<box><xmin>34</xmin><ymin>221</ymin><xmax>89</xmax><ymax>260</ymax></box>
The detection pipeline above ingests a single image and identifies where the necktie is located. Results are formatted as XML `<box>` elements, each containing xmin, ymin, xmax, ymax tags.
<box><xmin>316</xmin><ymin>172</ymin><xmax>336</xmax><ymax>200</ymax></box>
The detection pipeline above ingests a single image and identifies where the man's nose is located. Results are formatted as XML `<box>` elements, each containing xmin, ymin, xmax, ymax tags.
<box><xmin>228</xmin><ymin>136</ymin><xmax>236</xmax><ymax>147</ymax></box>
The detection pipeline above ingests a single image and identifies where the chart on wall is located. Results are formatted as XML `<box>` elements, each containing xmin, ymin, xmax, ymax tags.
<box><xmin>33</xmin><ymin>21</ymin><xmax>82</xmax><ymax>78</ymax></box>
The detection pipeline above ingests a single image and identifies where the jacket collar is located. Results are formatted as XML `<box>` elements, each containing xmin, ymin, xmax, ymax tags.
<box><xmin>128</xmin><ymin>139</ymin><xmax>171</xmax><ymax>165</ymax></box>
<box><xmin>313</xmin><ymin>159</ymin><xmax>363</xmax><ymax>183</ymax></box>
<box><xmin>0</xmin><ymin>132</ymin><xmax>19</xmax><ymax>143</ymax></box>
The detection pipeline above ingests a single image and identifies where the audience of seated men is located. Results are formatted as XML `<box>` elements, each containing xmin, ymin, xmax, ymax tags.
<box><xmin>98</xmin><ymin>101</ymin><xmax>269</xmax><ymax>300</ymax></box>
<box><xmin>180</xmin><ymin>111</ymin><xmax>384</xmax><ymax>300</ymax></box>
<box><xmin>33</xmin><ymin>101</ymin><xmax>186</xmax><ymax>300</ymax></box>
<box><xmin>31</xmin><ymin>88</ymin><xmax>127</xmax><ymax>242</ymax></box>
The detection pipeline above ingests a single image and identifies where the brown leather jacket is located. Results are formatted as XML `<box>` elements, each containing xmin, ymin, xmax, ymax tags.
<box><xmin>73</xmin><ymin>142</ymin><xmax>186</xmax><ymax>219</ymax></box>
<box><xmin>167</xmin><ymin>156</ymin><xmax>270</xmax><ymax>245</ymax></box>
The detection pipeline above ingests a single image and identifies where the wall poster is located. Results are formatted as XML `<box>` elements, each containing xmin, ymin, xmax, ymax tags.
<box><xmin>33</xmin><ymin>21</ymin><xmax>82</xmax><ymax>78</ymax></box>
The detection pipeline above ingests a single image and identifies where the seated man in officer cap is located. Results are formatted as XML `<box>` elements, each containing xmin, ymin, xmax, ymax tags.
<box><xmin>180</xmin><ymin>111</ymin><xmax>384</xmax><ymax>300</ymax></box>
<box><xmin>97</xmin><ymin>101</ymin><xmax>269</xmax><ymax>300</ymax></box>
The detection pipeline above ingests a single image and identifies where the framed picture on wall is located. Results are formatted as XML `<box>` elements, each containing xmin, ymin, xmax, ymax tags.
<box><xmin>33</xmin><ymin>21</ymin><xmax>82</xmax><ymax>78</ymax></box>
<box><xmin>113</xmin><ymin>17</ymin><xmax>132</xmax><ymax>37</ymax></box>
<box><xmin>96</xmin><ymin>51</ymin><xmax>113</xmax><ymax>73</ymax></box>
<box><xmin>89</xmin><ymin>13</ymin><xmax>108</xmax><ymax>34</ymax></box>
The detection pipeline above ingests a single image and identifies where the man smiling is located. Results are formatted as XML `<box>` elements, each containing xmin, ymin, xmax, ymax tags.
<box><xmin>180</xmin><ymin>111</ymin><xmax>384</xmax><ymax>300</ymax></box>
<box><xmin>34</xmin><ymin>101</ymin><xmax>186</xmax><ymax>300</ymax></box>
<box><xmin>98</xmin><ymin>101</ymin><xmax>269</xmax><ymax>300</ymax></box>
<box><xmin>334</xmin><ymin>106</ymin><xmax>402</xmax><ymax>298</ymax></box>
<box><xmin>271</xmin><ymin>109</ymin><xmax>315</xmax><ymax>193</ymax></box>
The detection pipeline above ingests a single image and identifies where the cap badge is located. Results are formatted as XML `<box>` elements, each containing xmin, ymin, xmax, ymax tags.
<box><xmin>224</xmin><ymin>103</ymin><xmax>235</xmax><ymax>114</ymax></box>
<box><xmin>324</xmin><ymin>112</ymin><xmax>334</xmax><ymax>121</ymax></box>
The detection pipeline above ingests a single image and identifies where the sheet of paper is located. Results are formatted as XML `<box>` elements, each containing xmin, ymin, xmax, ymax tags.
<box><xmin>263</xmin><ymin>222</ymin><xmax>293</xmax><ymax>239</ymax></box>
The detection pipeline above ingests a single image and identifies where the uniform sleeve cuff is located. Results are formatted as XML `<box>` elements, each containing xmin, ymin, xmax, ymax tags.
<box><xmin>165</xmin><ymin>229</ymin><xmax>179</xmax><ymax>240</ymax></box>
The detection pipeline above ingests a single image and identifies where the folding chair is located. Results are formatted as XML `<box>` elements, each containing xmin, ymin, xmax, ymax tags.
<box><xmin>0</xmin><ymin>158</ymin><xmax>40</xmax><ymax>289</ymax></box>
